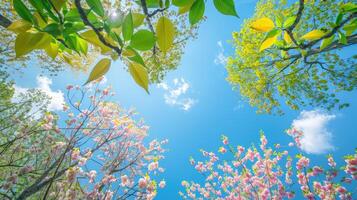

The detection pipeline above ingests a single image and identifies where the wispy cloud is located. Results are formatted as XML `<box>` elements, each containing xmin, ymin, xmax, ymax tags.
<box><xmin>214</xmin><ymin>41</ymin><xmax>228</xmax><ymax>65</ymax></box>
<box><xmin>13</xmin><ymin>76</ymin><xmax>65</xmax><ymax>112</ymax></box>
<box><xmin>292</xmin><ymin>110</ymin><xmax>336</xmax><ymax>154</ymax></box>
<box><xmin>157</xmin><ymin>78</ymin><xmax>197</xmax><ymax>111</ymax></box>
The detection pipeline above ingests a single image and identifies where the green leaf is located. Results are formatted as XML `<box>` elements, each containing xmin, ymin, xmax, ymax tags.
<box><xmin>122</xmin><ymin>12</ymin><xmax>134</xmax><ymax>41</ymax></box>
<box><xmin>39</xmin><ymin>0</ymin><xmax>59</xmax><ymax>22</ymax></box>
<box><xmin>343</xmin><ymin>19</ymin><xmax>357</xmax><ymax>36</ymax></box>
<box><xmin>64</xmin><ymin>8</ymin><xmax>83</xmax><ymax>22</ymax></box>
<box><xmin>44</xmin><ymin>23</ymin><xmax>61</xmax><ymax>37</ymax></box>
<box><xmin>80</xmin><ymin>30</ymin><xmax>111</xmax><ymax>53</ymax></box>
<box><xmin>29</xmin><ymin>0</ymin><xmax>44</xmax><ymax>12</ymax></box>
<box><xmin>320</xmin><ymin>35</ymin><xmax>335</xmax><ymax>50</ymax></box>
<box><xmin>130</xmin><ymin>30</ymin><xmax>155</xmax><ymax>51</ymax></box>
<box><xmin>340</xmin><ymin>2</ymin><xmax>357</xmax><ymax>13</ymax></box>
<box><xmin>86</xmin><ymin>0</ymin><xmax>105</xmax><ymax>17</ymax></box>
<box><xmin>275</xmin><ymin>15</ymin><xmax>283</xmax><ymax>28</ymax></box>
<box><xmin>15</xmin><ymin>32</ymin><xmax>51</xmax><ymax>57</ymax></box>
<box><xmin>126</xmin><ymin>46</ymin><xmax>146</xmax><ymax>66</ymax></box>
<box><xmin>165</xmin><ymin>0</ymin><xmax>170</xmax><ymax>8</ymax></box>
<box><xmin>156</xmin><ymin>16</ymin><xmax>175</xmax><ymax>53</ymax></box>
<box><xmin>63</xmin><ymin>22</ymin><xmax>86</xmax><ymax>34</ymax></box>
<box><xmin>44</xmin><ymin>42</ymin><xmax>59</xmax><ymax>59</ymax></box>
<box><xmin>145</xmin><ymin>0</ymin><xmax>160</xmax><ymax>8</ymax></box>
<box><xmin>129</xmin><ymin>62</ymin><xmax>149</xmax><ymax>93</ymax></box>
<box><xmin>259</xmin><ymin>29</ymin><xmax>280</xmax><ymax>52</ymax></box>
<box><xmin>283</xmin><ymin>16</ymin><xmax>296</xmax><ymax>28</ymax></box>
<box><xmin>213</xmin><ymin>0</ymin><xmax>238</xmax><ymax>17</ymax></box>
<box><xmin>335</xmin><ymin>13</ymin><xmax>343</xmax><ymax>25</ymax></box>
<box><xmin>13</xmin><ymin>0</ymin><xmax>34</xmax><ymax>23</ymax></box>
<box><xmin>85</xmin><ymin>58</ymin><xmax>111</xmax><ymax>85</ymax></box>
<box><xmin>132</xmin><ymin>13</ymin><xmax>145</xmax><ymax>27</ymax></box>
<box><xmin>172</xmin><ymin>0</ymin><xmax>192</xmax><ymax>7</ymax></box>
<box><xmin>189</xmin><ymin>0</ymin><xmax>205</xmax><ymax>25</ymax></box>
<box><xmin>7</xmin><ymin>19</ymin><xmax>32</xmax><ymax>33</ymax></box>
<box><xmin>338</xmin><ymin>31</ymin><xmax>347</xmax><ymax>44</ymax></box>
<box><xmin>50</xmin><ymin>0</ymin><xmax>66</xmax><ymax>11</ymax></box>
<box><xmin>178</xmin><ymin>0</ymin><xmax>194</xmax><ymax>14</ymax></box>
<box><xmin>66</xmin><ymin>34</ymin><xmax>89</xmax><ymax>54</ymax></box>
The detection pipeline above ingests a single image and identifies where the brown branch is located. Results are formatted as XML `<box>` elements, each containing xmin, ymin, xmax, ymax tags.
<box><xmin>140</xmin><ymin>0</ymin><xmax>157</xmax><ymax>54</ymax></box>
<box><xmin>301</xmin><ymin>12</ymin><xmax>357</xmax><ymax>49</ymax></box>
<box><xmin>284</xmin><ymin>0</ymin><xmax>305</xmax><ymax>48</ymax></box>
<box><xmin>268</xmin><ymin>34</ymin><xmax>357</xmax><ymax>68</ymax></box>
<box><xmin>0</xmin><ymin>13</ymin><xmax>11</xmax><ymax>28</ymax></box>
<box><xmin>74</xmin><ymin>0</ymin><xmax>122</xmax><ymax>56</ymax></box>
<box><xmin>148</xmin><ymin>8</ymin><xmax>167</xmax><ymax>17</ymax></box>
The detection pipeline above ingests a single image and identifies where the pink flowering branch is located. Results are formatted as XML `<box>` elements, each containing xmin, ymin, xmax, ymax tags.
<box><xmin>0</xmin><ymin>80</ymin><xmax>168</xmax><ymax>200</ymax></box>
<box><xmin>181</xmin><ymin>131</ymin><xmax>357</xmax><ymax>200</ymax></box>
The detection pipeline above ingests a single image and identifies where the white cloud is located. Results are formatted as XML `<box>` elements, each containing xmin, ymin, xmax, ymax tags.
<box><xmin>292</xmin><ymin>110</ymin><xmax>336</xmax><ymax>154</ymax></box>
<box><xmin>214</xmin><ymin>41</ymin><xmax>228</xmax><ymax>65</ymax></box>
<box><xmin>13</xmin><ymin>76</ymin><xmax>65</xmax><ymax>112</ymax></box>
<box><xmin>157</xmin><ymin>78</ymin><xmax>197</xmax><ymax>111</ymax></box>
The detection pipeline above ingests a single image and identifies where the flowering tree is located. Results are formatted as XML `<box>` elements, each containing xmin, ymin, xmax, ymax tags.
<box><xmin>180</xmin><ymin>129</ymin><xmax>357</xmax><ymax>199</ymax></box>
<box><xmin>226</xmin><ymin>0</ymin><xmax>357</xmax><ymax>114</ymax></box>
<box><xmin>0</xmin><ymin>77</ymin><xmax>167</xmax><ymax>199</ymax></box>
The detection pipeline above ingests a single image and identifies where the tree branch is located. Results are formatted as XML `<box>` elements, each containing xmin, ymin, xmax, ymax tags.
<box><xmin>140</xmin><ymin>0</ymin><xmax>157</xmax><ymax>54</ymax></box>
<box><xmin>74</xmin><ymin>0</ymin><xmax>122</xmax><ymax>56</ymax></box>
<box><xmin>284</xmin><ymin>0</ymin><xmax>305</xmax><ymax>48</ymax></box>
<box><xmin>0</xmin><ymin>13</ymin><xmax>12</xmax><ymax>28</ymax></box>
<box><xmin>148</xmin><ymin>8</ymin><xmax>167</xmax><ymax>18</ymax></box>
<box><xmin>302</xmin><ymin>12</ymin><xmax>357</xmax><ymax>49</ymax></box>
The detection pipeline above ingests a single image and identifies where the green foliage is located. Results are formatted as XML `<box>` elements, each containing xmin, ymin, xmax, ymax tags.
<box><xmin>1</xmin><ymin>0</ymin><xmax>238</xmax><ymax>92</ymax></box>
<box><xmin>189</xmin><ymin>0</ymin><xmax>205</xmax><ymax>25</ymax></box>
<box><xmin>213</xmin><ymin>0</ymin><xmax>238</xmax><ymax>17</ymax></box>
<box><xmin>226</xmin><ymin>0</ymin><xmax>357</xmax><ymax>114</ymax></box>
<box><xmin>85</xmin><ymin>58</ymin><xmax>111</xmax><ymax>85</ymax></box>
<box><xmin>130</xmin><ymin>30</ymin><xmax>156</xmax><ymax>51</ymax></box>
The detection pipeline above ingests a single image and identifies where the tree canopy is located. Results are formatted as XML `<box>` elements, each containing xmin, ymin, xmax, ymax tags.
<box><xmin>0</xmin><ymin>0</ymin><xmax>239</xmax><ymax>91</ymax></box>
<box><xmin>226</xmin><ymin>0</ymin><xmax>356</xmax><ymax>114</ymax></box>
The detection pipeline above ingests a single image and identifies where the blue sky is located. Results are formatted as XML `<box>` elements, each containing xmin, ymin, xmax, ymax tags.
<box><xmin>12</xmin><ymin>0</ymin><xmax>357</xmax><ymax>198</ymax></box>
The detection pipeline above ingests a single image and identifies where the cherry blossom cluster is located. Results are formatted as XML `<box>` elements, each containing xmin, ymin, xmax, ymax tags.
<box><xmin>50</xmin><ymin>83</ymin><xmax>168</xmax><ymax>200</ymax></box>
<box><xmin>180</xmin><ymin>130</ymin><xmax>356</xmax><ymax>199</ymax></box>
<box><xmin>0</xmin><ymin>80</ymin><xmax>167</xmax><ymax>200</ymax></box>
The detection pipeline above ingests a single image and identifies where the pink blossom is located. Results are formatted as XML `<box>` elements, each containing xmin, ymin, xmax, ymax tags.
<box><xmin>138</xmin><ymin>178</ymin><xmax>147</xmax><ymax>189</ymax></box>
<box><xmin>159</xmin><ymin>180</ymin><xmax>166</xmax><ymax>188</ymax></box>
<box><xmin>120</xmin><ymin>175</ymin><xmax>129</xmax><ymax>186</ymax></box>
<box><xmin>148</xmin><ymin>161</ymin><xmax>159</xmax><ymax>171</ymax></box>
<box><xmin>66</xmin><ymin>85</ymin><xmax>74</xmax><ymax>90</ymax></box>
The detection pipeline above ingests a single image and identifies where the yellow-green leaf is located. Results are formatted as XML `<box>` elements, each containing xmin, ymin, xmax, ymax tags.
<box><xmin>283</xmin><ymin>31</ymin><xmax>292</xmax><ymax>44</ymax></box>
<box><xmin>320</xmin><ymin>35</ymin><xmax>335</xmax><ymax>50</ymax></box>
<box><xmin>7</xmin><ymin>19</ymin><xmax>32</xmax><ymax>33</ymax></box>
<box><xmin>259</xmin><ymin>34</ymin><xmax>278</xmax><ymax>52</ymax></box>
<box><xmin>178</xmin><ymin>0</ymin><xmax>194</xmax><ymax>14</ymax></box>
<box><xmin>301</xmin><ymin>30</ymin><xmax>326</xmax><ymax>40</ymax></box>
<box><xmin>33</xmin><ymin>12</ymin><xmax>47</xmax><ymax>28</ymax></box>
<box><xmin>85</xmin><ymin>58</ymin><xmax>111</xmax><ymax>85</ymax></box>
<box><xmin>15</xmin><ymin>32</ymin><xmax>51</xmax><ymax>57</ymax></box>
<box><xmin>44</xmin><ymin>42</ymin><xmax>59</xmax><ymax>59</ymax></box>
<box><xmin>50</xmin><ymin>0</ymin><xmax>66</xmax><ymax>11</ymax></box>
<box><xmin>81</xmin><ymin>30</ymin><xmax>111</xmax><ymax>53</ymax></box>
<box><xmin>250</xmin><ymin>17</ymin><xmax>275</xmax><ymax>32</ymax></box>
<box><xmin>156</xmin><ymin>16</ymin><xmax>175</xmax><ymax>54</ymax></box>
<box><xmin>132</xmin><ymin>13</ymin><xmax>145</xmax><ymax>27</ymax></box>
<box><xmin>129</xmin><ymin>62</ymin><xmax>149</xmax><ymax>93</ymax></box>
<box><xmin>122</xmin><ymin>48</ymin><xmax>136</xmax><ymax>57</ymax></box>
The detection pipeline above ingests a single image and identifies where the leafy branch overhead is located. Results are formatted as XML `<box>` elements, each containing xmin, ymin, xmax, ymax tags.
<box><xmin>0</xmin><ymin>0</ymin><xmax>239</xmax><ymax>92</ymax></box>
<box><xmin>227</xmin><ymin>0</ymin><xmax>357</xmax><ymax>114</ymax></box>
